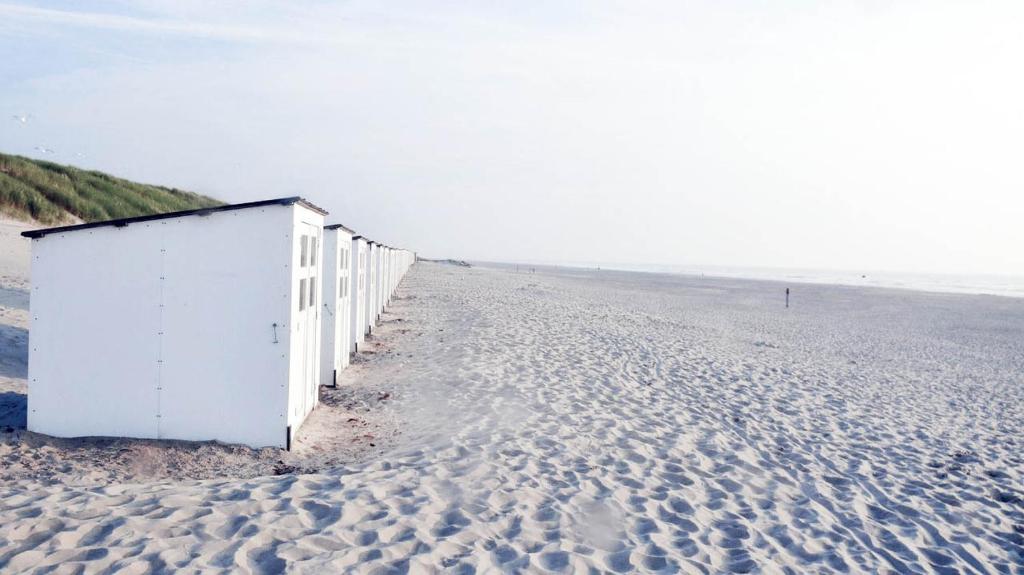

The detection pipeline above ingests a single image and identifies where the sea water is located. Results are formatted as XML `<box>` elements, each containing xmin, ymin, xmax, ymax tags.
<box><xmin>490</xmin><ymin>261</ymin><xmax>1024</xmax><ymax>299</ymax></box>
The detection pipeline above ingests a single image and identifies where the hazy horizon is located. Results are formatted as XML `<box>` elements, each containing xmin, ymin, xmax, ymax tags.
<box><xmin>469</xmin><ymin>257</ymin><xmax>1024</xmax><ymax>279</ymax></box>
<box><xmin>3</xmin><ymin>1</ymin><xmax>1023</xmax><ymax>277</ymax></box>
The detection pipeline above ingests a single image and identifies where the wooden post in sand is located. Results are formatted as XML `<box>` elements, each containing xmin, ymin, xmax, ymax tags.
<box><xmin>786</xmin><ymin>288</ymin><xmax>790</xmax><ymax>308</ymax></box>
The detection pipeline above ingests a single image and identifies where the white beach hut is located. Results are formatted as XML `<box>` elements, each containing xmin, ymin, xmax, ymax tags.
<box><xmin>365</xmin><ymin>241</ymin><xmax>378</xmax><ymax>335</ymax></box>
<box><xmin>23</xmin><ymin>197</ymin><xmax>327</xmax><ymax>449</ymax></box>
<box><xmin>383</xmin><ymin>249</ymin><xmax>391</xmax><ymax>310</ymax></box>
<box><xmin>385</xmin><ymin>247</ymin><xmax>393</xmax><ymax>306</ymax></box>
<box><xmin>392</xmin><ymin>249</ymin><xmax>400</xmax><ymax>302</ymax></box>
<box><xmin>375</xmin><ymin>245</ymin><xmax>387</xmax><ymax>322</ymax></box>
<box><xmin>321</xmin><ymin>223</ymin><xmax>354</xmax><ymax>387</ymax></box>
<box><xmin>387</xmin><ymin>248</ymin><xmax>395</xmax><ymax>306</ymax></box>
<box><xmin>390</xmin><ymin>248</ymin><xmax>405</xmax><ymax>298</ymax></box>
<box><xmin>392</xmin><ymin>252</ymin><xmax>400</xmax><ymax>295</ymax></box>
<box><xmin>350</xmin><ymin>236</ymin><xmax>368</xmax><ymax>352</ymax></box>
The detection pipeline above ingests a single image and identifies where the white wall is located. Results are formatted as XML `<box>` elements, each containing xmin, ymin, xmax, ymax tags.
<box><xmin>28</xmin><ymin>204</ymin><xmax>298</xmax><ymax>447</ymax></box>
<box><xmin>29</xmin><ymin>226</ymin><xmax>164</xmax><ymax>440</ymax></box>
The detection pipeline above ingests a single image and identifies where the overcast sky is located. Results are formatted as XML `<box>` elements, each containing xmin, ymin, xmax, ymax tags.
<box><xmin>2</xmin><ymin>1</ymin><xmax>1022</xmax><ymax>275</ymax></box>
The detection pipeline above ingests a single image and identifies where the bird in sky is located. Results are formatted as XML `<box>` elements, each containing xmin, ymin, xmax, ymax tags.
<box><xmin>11</xmin><ymin>114</ymin><xmax>31</xmax><ymax>124</ymax></box>
<box><xmin>34</xmin><ymin>145</ymin><xmax>54</xmax><ymax>154</ymax></box>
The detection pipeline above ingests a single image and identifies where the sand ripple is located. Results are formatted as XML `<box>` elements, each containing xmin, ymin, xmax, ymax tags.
<box><xmin>2</xmin><ymin>263</ymin><xmax>1023</xmax><ymax>573</ymax></box>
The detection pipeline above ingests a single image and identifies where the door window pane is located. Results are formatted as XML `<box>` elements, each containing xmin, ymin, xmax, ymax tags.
<box><xmin>311</xmin><ymin>237</ymin><xmax>318</xmax><ymax>266</ymax></box>
<box><xmin>300</xmin><ymin>236</ymin><xmax>308</xmax><ymax>267</ymax></box>
<box><xmin>299</xmin><ymin>278</ymin><xmax>307</xmax><ymax>310</ymax></box>
<box><xmin>310</xmin><ymin>278</ymin><xmax>317</xmax><ymax>307</ymax></box>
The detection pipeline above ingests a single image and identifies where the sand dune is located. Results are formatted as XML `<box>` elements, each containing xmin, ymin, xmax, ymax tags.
<box><xmin>2</xmin><ymin>261</ymin><xmax>1023</xmax><ymax>573</ymax></box>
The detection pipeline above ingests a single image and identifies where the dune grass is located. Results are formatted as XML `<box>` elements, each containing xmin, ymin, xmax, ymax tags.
<box><xmin>0</xmin><ymin>152</ymin><xmax>222</xmax><ymax>225</ymax></box>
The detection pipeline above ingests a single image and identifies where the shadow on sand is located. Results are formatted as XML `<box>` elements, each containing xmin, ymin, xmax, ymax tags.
<box><xmin>0</xmin><ymin>391</ymin><xmax>26</xmax><ymax>429</ymax></box>
<box><xmin>0</xmin><ymin>323</ymin><xmax>27</xmax><ymax>379</ymax></box>
<box><xmin>0</xmin><ymin>286</ymin><xmax>29</xmax><ymax>311</ymax></box>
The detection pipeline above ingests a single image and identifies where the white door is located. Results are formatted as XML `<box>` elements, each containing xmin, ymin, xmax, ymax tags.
<box><xmin>297</xmin><ymin>224</ymin><xmax>320</xmax><ymax>418</ymax></box>
<box><xmin>338</xmin><ymin>245</ymin><xmax>350</xmax><ymax>369</ymax></box>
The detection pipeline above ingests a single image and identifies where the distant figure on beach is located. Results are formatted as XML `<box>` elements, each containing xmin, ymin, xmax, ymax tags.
<box><xmin>786</xmin><ymin>287</ymin><xmax>790</xmax><ymax>308</ymax></box>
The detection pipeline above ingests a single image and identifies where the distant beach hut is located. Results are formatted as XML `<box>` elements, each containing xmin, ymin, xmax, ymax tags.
<box><xmin>390</xmin><ymin>248</ymin><xmax>414</xmax><ymax>297</ymax></box>
<box><xmin>365</xmin><ymin>241</ymin><xmax>378</xmax><ymax>335</ymax></box>
<box><xmin>389</xmin><ymin>249</ymin><xmax>398</xmax><ymax>304</ymax></box>
<box><xmin>384</xmin><ymin>248</ymin><xmax>390</xmax><ymax>305</ymax></box>
<box><xmin>375</xmin><ymin>245</ymin><xmax>387</xmax><ymax>323</ymax></box>
<box><xmin>385</xmin><ymin>247</ymin><xmax>394</xmax><ymax>307</ymax></box>
<box><xmin>321</xmin><ymin>223</ymin><xmax>354</xmax><ymax>386</ymax></box>
<box><xmin>350</xmin><ymin>236</ymin><xmax>368</xmax><ymax>352</ymax></box>
<box><xmin>22</xmin><ymin>197</ymin><xmax>328</xmax><ymax>449</ymax></box>
<box><xmin>391</xmin><ymin>249</ymin><xmax>410</xmax><ymax>293</ymax></box>
<box><xmin>378</xmin><ymin>248</ymin><xmax>386</xmax><ymax>312</ymax></box>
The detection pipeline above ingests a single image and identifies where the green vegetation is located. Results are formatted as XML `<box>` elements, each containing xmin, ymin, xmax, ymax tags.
<box><xmin>0</xmin><ymin>152</ymin><xmax>222</xmax><ymax>225</ymax></box>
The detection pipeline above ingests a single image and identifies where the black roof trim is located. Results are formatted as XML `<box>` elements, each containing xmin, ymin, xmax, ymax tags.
<box><xmin>22</xmin><ymin>196</ymin><xmax>328</xmax><ymax>239</ymax></box>
<box><xmin>324</xmin><ymin>223</ymin><xmax>356</xmax><ymax>234</ymax></box>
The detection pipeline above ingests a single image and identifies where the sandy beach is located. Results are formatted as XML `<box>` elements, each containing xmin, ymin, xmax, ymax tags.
<box><xmin>2</xmin><ymin>258</ymin><xmax>1023</xmax><ymax>573</ymax></box>
<box><xmin>0</xmin><ymin>216</ymin><xmax>30</xmax><ymax>436</ymax></box>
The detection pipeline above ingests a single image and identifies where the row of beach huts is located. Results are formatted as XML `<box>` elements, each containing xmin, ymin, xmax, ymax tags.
<box><xmin>21</xmin><ymin>197</ymin><xmax>415</xmax><ymax>449</ymax></box>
